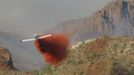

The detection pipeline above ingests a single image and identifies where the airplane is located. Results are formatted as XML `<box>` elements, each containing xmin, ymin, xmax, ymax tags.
<box><xmin>21</xmin><ymin>34</ymin><xmax>53</xmax><ymax>42</ymax></box>
<box><xmin>21</xmin><ymin>33</ymin><xmax>69</xmax><ymax>66</ymax></box>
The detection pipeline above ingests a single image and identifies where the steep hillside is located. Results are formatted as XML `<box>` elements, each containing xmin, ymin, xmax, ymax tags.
<box><xmin>0</xmin><ymin>47</ymin><xmax>16</xmax><ymax>75</ymax></box>
<box><xmin>47</xmin><ymin>0</ymin><xmax>134</xmax><ymax>44</ymax></box>
<box><xmin>1</xmin><ymin>36</ymin><xmax>134</xmax><ymax>75</ymax></box>
<box><xmin>0</xmin><ymin>48</ymin><xmax>33</xmax><ymax>75</ymax></box>
<box><xmin>0</xmin><ymin>47</ymin><xmax>16</xmax><ymax>71</ymax></box>
<box><xmin>36</xmin><ymin>36</ymin><xmax>134</xmax><ymax>75</ymax></box>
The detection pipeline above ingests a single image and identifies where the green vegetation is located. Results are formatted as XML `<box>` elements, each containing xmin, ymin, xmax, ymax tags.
<box><xmin>32</xmin><ymin>36</ymin><xmax>134</xmax><ymax>75</ymax></box>
<box><xmin>1</xmin><ymin>36</ymin><xmax>134</xmax><ymax>75</ymax></box>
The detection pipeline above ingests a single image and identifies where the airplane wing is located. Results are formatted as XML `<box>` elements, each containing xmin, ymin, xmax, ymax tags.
<box><xmin>22</xmin><ymin>38</ymin><xmax>35</xmax><ymax>42</ymax></box>
<box><xmin>21</xmin><ymin>34</ymin><xmax>53</xmax><ymax>42</ymax></box>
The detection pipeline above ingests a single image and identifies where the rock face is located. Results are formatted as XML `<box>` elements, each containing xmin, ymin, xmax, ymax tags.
<box><xmin>89</xmin><ymin>0</ymin><xmax>134</xmax><ymax>36</ymax></box>
<box><xmin>0</xmin><ymin>47</ymin><xmax>16</xmax><ymax>71</ymax></box>
<box><xmin>47</xmin><ymin>0</ymin><xmax>134</xmax><ymax>44</ymax></box>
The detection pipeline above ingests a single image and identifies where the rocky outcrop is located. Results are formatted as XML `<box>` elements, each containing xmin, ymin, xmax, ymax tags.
<box><xmin>0</xmin><ymin>47</ymin><xmax>16</xmax><ymax>71</ymax></box>
<box><xmin>89</xmin><ymin>0</ymin><xmax>134</xmax><ymax>35</ymax></box>
<box><xmin>47</xmin><ymin>0</ymin><xmax>134</xmax><ymax>44</ymax></box>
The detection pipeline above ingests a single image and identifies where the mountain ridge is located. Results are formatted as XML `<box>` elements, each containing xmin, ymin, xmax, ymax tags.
<box><xmin>46</xmin><ymin>0</ymin><xmax>134</xmax><ymax>44</ymax></box>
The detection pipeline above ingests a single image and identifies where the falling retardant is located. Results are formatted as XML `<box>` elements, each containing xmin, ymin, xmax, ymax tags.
<box><xmin>34</xmin><ymin>34</ymin><xmax>69</xmax><ymax>66</ymax></box>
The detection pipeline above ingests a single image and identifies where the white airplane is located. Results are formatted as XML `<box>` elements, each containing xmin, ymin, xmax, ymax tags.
<box><xmin>21</xmin><ymin>34</ymin><xmax>53</xmax><ymax>42</ymax></box>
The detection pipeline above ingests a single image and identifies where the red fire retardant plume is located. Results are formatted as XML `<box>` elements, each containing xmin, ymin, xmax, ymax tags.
<box><xmin>34</xmin><ymin>34</ymin><xmax>69</xmax><ymax>66</ymax></box>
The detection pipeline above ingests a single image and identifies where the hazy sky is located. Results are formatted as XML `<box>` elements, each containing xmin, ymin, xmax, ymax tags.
<box><xmin>0</xmin><ymin>0</ymin><xmax>112</xmax><ymax>36</ymax></box>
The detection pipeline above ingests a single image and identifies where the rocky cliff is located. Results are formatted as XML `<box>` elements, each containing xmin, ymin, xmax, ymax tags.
<box><xmin>47</xmin><ymin>0</ymin><xmax>134</xmax><ymax>44</ymax></box>
<box><xmin>0</xmin><ymin>48</ymin><xmax>33</xmax><ymax>75</ymax></box>
<box><xmin>0</xmin><ymin>47</ymin><xmax>16</xmax><ymax>71</ymax></box>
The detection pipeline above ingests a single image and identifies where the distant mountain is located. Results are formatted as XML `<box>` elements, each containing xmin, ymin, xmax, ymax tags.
<box><xmin>0</xmin><ymin>31</ymin><xmax>45</xmax><ymax>71</ymax></box>
<box><xmin>47</xmin><ymin>0</ymin><xmax>134</xmax><ymax>44</ymax></box>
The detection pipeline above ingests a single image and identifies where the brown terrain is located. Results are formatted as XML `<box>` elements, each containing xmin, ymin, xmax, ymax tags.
<box><xmin>0</xmin><ymin>48</ymin><xmax>16</xmax><ymax>71</ymax></box>
<box><xmin>0</xmin><ymin>48</ymin><xmax>32</xmax><ymax>75</ymax></box>
<box><xmin>40</xmin><ymin>36</ymin><xmax>134</xmax><ymax>75</ymax></box>
<box><xmin>0</xmin><ymin>47</ymin><xmax>17</xmax><ymax>74</ymax></box>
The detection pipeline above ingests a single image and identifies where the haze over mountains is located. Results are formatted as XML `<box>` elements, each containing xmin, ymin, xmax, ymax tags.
<box><xmin>47</xmin><ymin>0</ymin><xmax>134</xmax><ymax>44</ymax></box>
<box><xmin>0</xmin><ymin>31</ymin><xmax>45</xmax><ymax>71</ymax></box>
<box><xmin>0</xmin><ymin>0</ymin><xmax>133</xmax><ymax>71</ymax></box>
<box><xmin>0</xmin><ymin>0</ymin><xmax>111</xmax><ymax>37</ymax></box>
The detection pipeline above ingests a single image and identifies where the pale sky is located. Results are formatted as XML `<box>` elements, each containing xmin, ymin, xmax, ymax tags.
<box><xmin>0</xmin><ymin>0</ymin><xmax>112</xmax><ymax>36</ymax></box>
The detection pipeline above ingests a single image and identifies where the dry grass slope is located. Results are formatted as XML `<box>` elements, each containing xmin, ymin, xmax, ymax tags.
<box><xmin>1</xmin><ymin>36</ymin><xmax>134</xmax><ymax>75</ymax></box>
<box><xmin>37</xmin><ymin>36</ymin><xmax>134</xmax><ymax>75</ymax></box>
